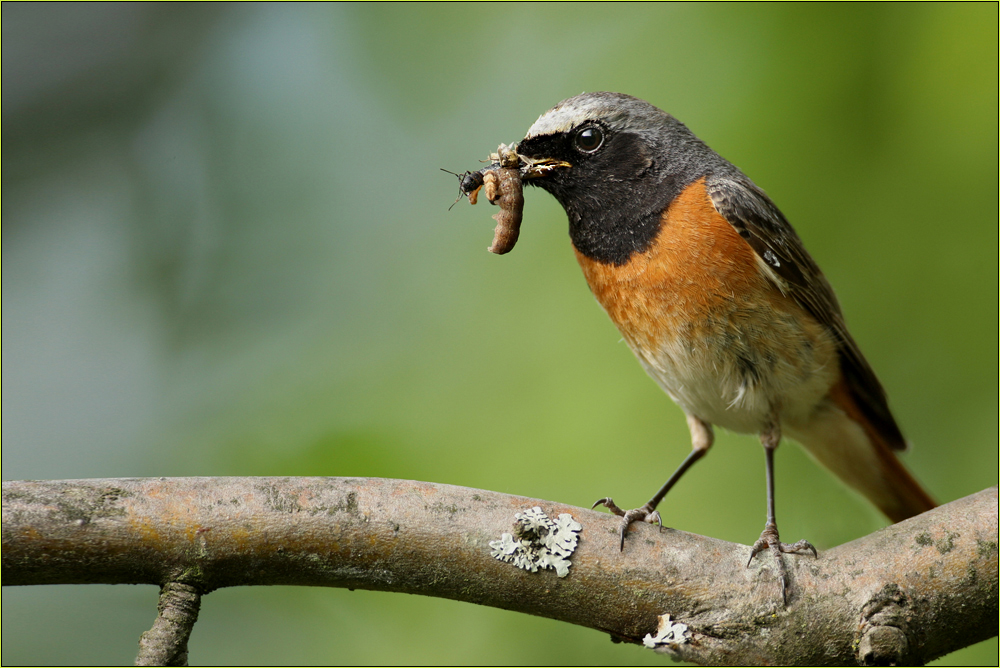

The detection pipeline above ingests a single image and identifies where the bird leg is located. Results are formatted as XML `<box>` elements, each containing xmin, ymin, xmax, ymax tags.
<box><xmin>594</xmin><ymin>415</ymin><xmax>713</xmax><ymax>550</ymax></box>
<box><xmin>747</xmin><ymin>421</ymin><xmax>817</xmax><ymax>604</ymax></box>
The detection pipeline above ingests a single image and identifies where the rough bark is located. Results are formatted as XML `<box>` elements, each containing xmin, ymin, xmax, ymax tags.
<box><xmin>2</xmin><ymin>478</ymin><xmax>997</xmax><ymax>666</ymax></box>
<box><xmin>134</xmin><ymin>582</ymin><xmax>201</xmax><ymax>666</ymax></box>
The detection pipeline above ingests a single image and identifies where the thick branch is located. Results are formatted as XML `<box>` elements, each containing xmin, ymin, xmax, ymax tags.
<box><xmin>3</xmin><ymin>478</ymin><xmax>996</xmax><ymax>665</ymax></box>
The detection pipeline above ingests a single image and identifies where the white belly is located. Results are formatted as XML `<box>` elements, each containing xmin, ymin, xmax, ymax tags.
<box><xmin>629</xmin><ymin>307</ymin><xmax>840</xmax><ymax>435</ymax></box>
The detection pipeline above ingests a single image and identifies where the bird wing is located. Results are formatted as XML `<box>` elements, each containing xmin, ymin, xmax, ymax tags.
<box><xmin>705</xmin><ymin>174</ymin><xmax>907</xmax><ymax>450</ymax></box>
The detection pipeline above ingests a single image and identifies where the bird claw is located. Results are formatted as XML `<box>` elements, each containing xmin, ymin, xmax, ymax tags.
<box><xmin>747</xmin><ymin>523</ymin><xmax>817</xmax><ymax>605</ymax></box>
<box><xmin>593</xmin><ymin>498</ymin><xmax>662</xmax><ymax>550</ymax></box>
<box><xmin>780</xmin><ymin>539</ymin><xmax>818</xmax><ymax>559</ymax></box>
<box><xmin>592</xmin><ymin>497</ymin><xmax>626</xmax><ymax>516</ymax></box>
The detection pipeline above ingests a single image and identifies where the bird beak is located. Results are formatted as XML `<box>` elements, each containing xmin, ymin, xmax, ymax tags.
<box><xmin>484</xmin><ymin>142</ymin><xmax>570</xmax><ymax>179</ymax></box>
<box><xmin>520</xmin><ymin>155</ymin><xmax>572</xmax><ymax>180</ymax></box>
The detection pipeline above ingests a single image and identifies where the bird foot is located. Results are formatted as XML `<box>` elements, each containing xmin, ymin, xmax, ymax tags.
<box><xmin>747</xmin><ymin>522</ymin><xmax>817</xmax><ymax>604</ymax></box>
<box><xmin>592</xmin><ymin>497</ymin><xmax>663</xmax><ymax>550</ymax></box>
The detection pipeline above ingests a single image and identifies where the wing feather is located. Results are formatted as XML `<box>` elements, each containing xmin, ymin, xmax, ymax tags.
<box><xmin>706</xmin><ymin>174</ymin><xmax>907</xmax><ymax>450</ymax></box>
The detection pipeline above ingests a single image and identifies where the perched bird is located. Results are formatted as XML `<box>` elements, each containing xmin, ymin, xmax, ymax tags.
<box><xmin>513</xmin><ymin>92</ymin><xmax>936</xmax><ymax>599</ymax></box>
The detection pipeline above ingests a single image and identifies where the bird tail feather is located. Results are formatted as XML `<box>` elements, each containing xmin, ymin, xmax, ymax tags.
<box><xmin>787</xmin><ymin>379</ymin><xmax>936</xmax><ymax>523</ymax></box>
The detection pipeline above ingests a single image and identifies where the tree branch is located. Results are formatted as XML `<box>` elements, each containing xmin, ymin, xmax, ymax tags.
<box><xmin>135</xmin><ymin>582</ymin><xmax>200</xmax><ymax>666</ymax></box>
<box><xmin>2</xmin><ymin>478</ymin><xmax>996</xmax><ymax>665</ymax></box>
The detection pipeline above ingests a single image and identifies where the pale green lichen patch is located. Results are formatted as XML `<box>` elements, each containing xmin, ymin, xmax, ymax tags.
<box><xmin>976</xmin><ymin>538</ymin><xmax>998</xmax><ymax>558</ymax></box>
<box><xmin>489</xmin><ymin>507</ymin><xmax>581</xmax><ymax>578</ymax></box>
<box><xmin>935</xmin><ymin>532</ymin><xmax>958</xmax><ymax>554</ymax></box>
<box><xmin>642</xmin><ymin>613</ymin><xmax>690</xmax><ymax>649</ymax></box>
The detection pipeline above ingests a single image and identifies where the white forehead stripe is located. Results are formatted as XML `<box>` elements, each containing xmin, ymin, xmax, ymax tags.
<box><xmin>524</xmin><ymin>93</ymin><xmax>665</xmax><ymax>139</ymax></box>
<box><xmin>526</xmin><ymin>100</ymin><xmax>594</xmax><ymax>138</ymax></box>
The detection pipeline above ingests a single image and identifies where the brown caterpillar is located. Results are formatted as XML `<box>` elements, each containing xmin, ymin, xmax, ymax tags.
<box><xmin>482</xmin><ymin>163</ymin><xmax>523</xmax><ymax>255</ymax></box>
<box><xmin>447</xmin><ymin>143</ymin><xmax>528</xmax><ymax>254</ymax></box>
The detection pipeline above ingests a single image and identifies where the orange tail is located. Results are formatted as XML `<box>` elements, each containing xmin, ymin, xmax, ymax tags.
<box><xmin>787</xmin><ymin>378</ymin><xmax>936</xmax><ymax>523</ymax></box>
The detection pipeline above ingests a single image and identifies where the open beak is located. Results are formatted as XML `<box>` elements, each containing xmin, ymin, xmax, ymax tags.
<box><xmin>484</xmin><ymin>142</ymin><xmax>570</xmax><ymax>180</ymax></box>
<box><xmin>519</xmin><ymin>155</ymin><xmax>572</xmax><ymax>180</ymax></box>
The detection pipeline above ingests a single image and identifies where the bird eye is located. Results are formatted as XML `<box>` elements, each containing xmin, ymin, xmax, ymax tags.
<box><xmin>573</xmin><ymin>125</ymin><xmax>604</xmax><ymax>153</ymax></box>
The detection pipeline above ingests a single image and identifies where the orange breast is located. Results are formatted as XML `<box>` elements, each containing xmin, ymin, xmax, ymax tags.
<box><xmin>574</xmin><ymin>178</ymin><xmax>769</xmax><ymax>354</ymax></box>
<box><xmin>573</xmin><ymin>177</ymin><xmax>839</xmax><ymax>431</ymax></box>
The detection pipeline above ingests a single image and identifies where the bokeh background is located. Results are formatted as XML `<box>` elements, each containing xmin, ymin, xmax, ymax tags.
<box><xmin>3</xmin><ymin>3</ymin><xmax>996</xmax><ymax>665</ymax></box>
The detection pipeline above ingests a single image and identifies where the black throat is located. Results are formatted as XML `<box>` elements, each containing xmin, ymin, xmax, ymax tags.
<box><xmin>537</xmin><ymin>172</ymin><xmax>691</xmax><ymax>267</ymax></box>
<box><xmin>520</xmin><ymin>129</ymin><xmax>714</xmax><ymax>266</ymax></box>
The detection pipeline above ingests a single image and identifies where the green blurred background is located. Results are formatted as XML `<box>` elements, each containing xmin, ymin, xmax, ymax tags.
<box><xmin>2</xmin><ymin>3</ymin><xmax>996</xmax><ymax>665</ymax></box>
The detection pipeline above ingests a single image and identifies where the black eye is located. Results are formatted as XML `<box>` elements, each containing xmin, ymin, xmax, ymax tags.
<box><xmin>573</xmin><ymin>125</ymin><xmax>604</xmax><ymax>153</ymax></box>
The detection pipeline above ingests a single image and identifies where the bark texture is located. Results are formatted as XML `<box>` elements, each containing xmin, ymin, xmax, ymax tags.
<box><xmin>3</xmin><ymin>478</ymin><xmax>997</xmax><ymax>666</ymax></box>
<box><xmin>134</xmin><ymin>582</ymin><xmax>201</xmax><ymax>666</ymax></box>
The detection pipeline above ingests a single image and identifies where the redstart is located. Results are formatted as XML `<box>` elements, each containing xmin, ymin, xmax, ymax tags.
<box><xmin>506</xmin><ymin>92</ymin><xmax>936</xmax><ymax>601</ymax></box>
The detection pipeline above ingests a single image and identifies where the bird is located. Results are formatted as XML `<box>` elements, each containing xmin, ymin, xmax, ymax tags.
<box><xmin>510</xmin><ymin>92</ymin><xmax>936</xmax><ymax>600</ymax></box>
